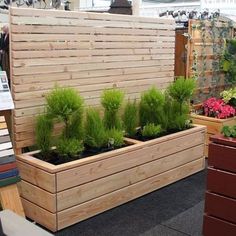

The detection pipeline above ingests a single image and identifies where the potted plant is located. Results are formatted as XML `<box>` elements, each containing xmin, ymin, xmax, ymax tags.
<box><xmin>220</xmin><ymin>87</ymin><xmax>236</xmax><ymax>108</ymax></box>
<box><xmin>191</xmin><ymin>95</ymin><xmax>236</xmax><ymax>157</ymax></box>
<box><xmin>16</xmin><ymin>80</ymin><xmax>206</xmax><ymax>232</ymax></box>
<box><xmin>203</xmin><ymin>126</ymin><xmax>236</xmax><ymax>235</ymax></box>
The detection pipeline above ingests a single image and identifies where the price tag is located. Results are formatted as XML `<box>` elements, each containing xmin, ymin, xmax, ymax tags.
<box><xmin>0</xmin><ymin>71</ymin><xmax>14</xmax><ymax>111</ymax></box>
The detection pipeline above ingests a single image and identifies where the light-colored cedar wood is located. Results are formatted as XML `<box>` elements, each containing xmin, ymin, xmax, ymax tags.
<box><xmin>57</xmin><ymin>158</ymin><xmax>205</xmax><ymax>230</ymax></box>
<box><xmin>13</xmin><ymin>54</ymin><xmax>174</xmax><ymax>68</ymax></box>
<box><xmin>13</xmin><ymin>66</ymin><xmax>174</xmax><ymax>85</ymax></box>
<box><xmin>57</xmin><ymin>144</ymin><xmax>204</xmax><ymax>211</ymax></box>
<box><xmin>13</xmin><ymin>75</ymin><xmax>174</xmax><ymax>94</ymax></box>
<box><xmin>16</xmin><ymin>161</ymin><xmax>56</xmax><ymax>193</ymax></box>
<box><xmin>11</xmin><ymin>7</ymin><xmax>175</xmax><ymax>25</ymax></box>
<box><xmin>12</xmin><ymin>60</ymin><xmax>174</xmax><ymax>76</ymax></box>
<box><xmin>11</xmin><ymin>24</ymin><xmax>175</xmax><ymax>36</ymax></box>
<box><xmin>17</xmin><ymin>125</ymin><xmax>205</xmax><ymax>174</ymax></box>
<box><xmin>12</xmin><ymin>34</ymin><xmax>175</xmax><ymax>43</ymax></box>
<box><xmin>0</xmin><ymin>184</ymin><xmax>25</xmax><ymax>217</ymax></box>
<box><xmin>17</xmin><ymin>125</ymin><xmax>205</xmax><ymax>231</ymax></box>
<box><xmin>17</xmin><ymin>180</ymin><xmax>56</xmax><ymax>213</ymax></box>
<box><xmin>12</xmin><ymin>42</ymin><xmax>174</xmax><ymax>51</ymax></box>
<box><xmin>56</xmin><ymin>130</ymin><xmax>204</xmax><ymax>191</ymax></box>
<box><xmin>21</xmin><ymin>198</ymin><xmax>57</xmax><ymax>232</ymax></box>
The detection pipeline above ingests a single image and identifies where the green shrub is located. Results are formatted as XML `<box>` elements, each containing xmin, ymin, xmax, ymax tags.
<box><xmin>101</xmin><ymin>89</ymin><xmax>124</xmax><ymax>130</ymax></box>
<box><xmin>85</xmin><ymin>108</ymin><xmax>107</xmax><ymax>149</ymax></box>
<box><xmin>221</xmin><ymin>125</ymin><xmax>236</xmax><ymax>138</ymax></box>
<box><xmin>46</xmin><ymin>87</ymin><xmax>84</xmax><ymax>139</ymax></box>
<box><xmin>35</xmin><ymin>114</ymin><xmax>53</xmax><ymax>157</ymax></box>
<box><xmin>220</xmin><ymin>87</ymin><xmax>236</xmax><ymax>107</ymax></box>
<box><xmin>167</xmin><ymin>77</ymin><xmax>196</xmax><ymax>114</ymax></box>
<box><xmin>65</xmin><ymin>109</ymin><xmax>84</xmax><ymax>140</ymax></box>
<box><xmin>142</xmin><ymin>123</ymin><xmax>162</xmax><ymax>138</ymax></box>
<box><xmin>139</xmin><ymin>87</ymin><xmax>165</xmax><ymax>127</ymax></box>
<box><xmin>122</xmin><ymin>100</ymin><xmax>139</xmax><ymax>137</ymax></box>
<box><xmin>107</xmin><ymin>129</ymin><xmax>124</xmax><ymax>148</ymax></box>
<box><xmin>56</xmin><ymin>137</ymin><xmax>84</xmax><ymax>157</ymax></box>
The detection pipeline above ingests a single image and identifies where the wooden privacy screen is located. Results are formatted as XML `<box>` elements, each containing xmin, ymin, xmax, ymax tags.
<box><xmin>187</xmin><ymin>19</ymin><xmax>234</xmax><ymax>103</ymax></box>
<box><xmin>9</xmin><ymin>7</ymin><xmax>175</xmax><ymax>151</ymax></box>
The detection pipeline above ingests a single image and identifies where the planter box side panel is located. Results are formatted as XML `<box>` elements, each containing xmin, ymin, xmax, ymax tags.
<box><xmin>56</xmin><ymin>129</ymin><xmax>205</xmax><ymax>191</ymax></box>
<box><xmin>203</xmin><ymin>215</ymin><xmax>236</xmax><ymax>236</ymax></box>
<box><xmin>57</xmin><ymin>158</ymin><xmax>205</xmax><ymax>230</ymax></box>
<box><xmin>57</xmin><ymin>144</ymin><xmax>204</xmax><ymax>211</ymax></box>
<box><xmin>17</xmin><ymin>160</ymin><xmax>56</xmax><ymax>193</ymax></box>
<box><xmin>208</xmin><ymin>143</ymin><xmax>236</xmax><ymax>172</ymax></box>
<box><xmin>21</xmin><ymin>198</ymin><xmax>57</xmax><ymax>232</ymax></box>
<box><xmin>207</xmin><ymin>168</ymin><xmax>236</xmax><ymax>198</ymax></box>
<box><xmin>205</xmin><ymin>192</ymin><xmax>236</xmax><ymax>224</ymax></box>
<box><xmin>17</xmin><ymin>180</ymin><xmax>56</xmax><ymax>213</ymax></box>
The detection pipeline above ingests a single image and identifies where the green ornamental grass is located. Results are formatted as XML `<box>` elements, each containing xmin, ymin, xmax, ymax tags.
<box><xmin>139</xmin><ymin>87</ymin><xmax>165</xmax><ymax>127</ymax></box>
<box><xmin>85</xmin><ymin>108</ymin><xmax>107</xmax><ymax>149</ymax></box>
<box><xmin>122</xmin><ymin>100</ymin><xmax>139</xmax><ymax>137</ymax></box>
<box><xmin>101</xmin><ymin>89</ymin><xmax>124</xmax><ymax>130</ymax></box>
<box><xmin>35</xmin><ymin>114</ymin><xmax>53</xmax><ymax>157</ymax></box>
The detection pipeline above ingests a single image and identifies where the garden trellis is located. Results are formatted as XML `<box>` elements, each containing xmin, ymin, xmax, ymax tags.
<box><xmin>186</xmin><ymin>18</ymin><xmax>235</xmax><ymax>103</ymax></box>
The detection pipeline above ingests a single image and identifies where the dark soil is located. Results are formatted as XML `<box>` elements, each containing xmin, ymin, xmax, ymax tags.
<box><xmin>34</xmin><ymin>144</ymin><xmax>130</xmax><ymax>165</ymax></box>
<box><xmin>129</xmin><ymin>127</ymin><xmax>193</xmax><ymax>142</ymax></box>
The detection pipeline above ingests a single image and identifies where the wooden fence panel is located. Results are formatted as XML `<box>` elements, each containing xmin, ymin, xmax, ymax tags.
<box><xmin>10</xmin><ymin>7</ymin><xmax>175</xmax><ymax>151</ymax></box>
<box><xmin>187</xmin><ymin>19</ymin><xmax>234</xmax><ymax>103</ymax></box>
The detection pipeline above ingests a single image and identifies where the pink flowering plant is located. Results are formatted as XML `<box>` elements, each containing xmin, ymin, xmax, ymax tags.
<box><xmin>202</xmin><ymin>97</ymin><xmax>236</xmax><ymax>119</ymax></box>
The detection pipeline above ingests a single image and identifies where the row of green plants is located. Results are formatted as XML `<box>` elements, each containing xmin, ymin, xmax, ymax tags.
<box><xmin>36</xmin><ymin>77</ymin><xmax>196</xmax><ymax>164</ymax></box>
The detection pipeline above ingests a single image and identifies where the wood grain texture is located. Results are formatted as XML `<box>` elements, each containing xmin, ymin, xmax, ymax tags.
<box><xmin>16</xmin><ymin>161</ymin><xmax>56</xmax><ymax>193</ymax></box>
<box><xmin>57</xmin><ymin>158</ymin><xmax>205</xmax><ymax>230</ymax></box>
<box><xmin>21</xmin><ymin>198</ymin><xmax>57</xmax><ymax>232</ymax></box>
<box><xmin>0</xmin><ymin>184</ymin><xmax>25</xmax><ymax>217</ymax></box>
<box><xmin>18</xmin><ymin>180</ymin><xmax>56</xmax><ymax>213</ymax></box>
<box><xmin>57</xmin><ymin>144</ymin><xmax>204</xmax><ymax>211</ymax></box>
<box><xmin>10</xmin><ymin>7</ymin><xmax>175</xmax><ymax>151</ymax></box>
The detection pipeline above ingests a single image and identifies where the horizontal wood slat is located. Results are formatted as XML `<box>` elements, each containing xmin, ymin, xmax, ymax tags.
<box><xmin>10</xmin><ymin>7</ymin><xmax>175</xmax><ymax>151</ymax></box>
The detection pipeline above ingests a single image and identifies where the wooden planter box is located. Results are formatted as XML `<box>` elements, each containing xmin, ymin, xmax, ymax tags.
<box><xmin>190</xmin><ymin>114</ymin><xmax>236</xmax><ymax>157</ymax></box>
<box><xmin>203</xmin><ymin>135</ymin><xmax>236</xmax><ymax>236</ymax></box>
<box><xmin>16</xmin><ymin>125</ymin><xmax>206</xmax><ymax>232</ymax></box>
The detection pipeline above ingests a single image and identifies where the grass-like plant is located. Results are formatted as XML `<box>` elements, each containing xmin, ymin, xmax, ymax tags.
<box><xmin>56</xmin><ymin>137</ymin><xmax>84</xmax><ymax>158</ymax></box>
<box><xmin>142</xmin><ymin>123</ymin><xmax>162</xmax><ymax>138</ymax></box>
<box><xmin>46</xmin><ymin>87</ymin><xmax>84</xmax><ymax>140</ymax></box>
<box><xmin>85</xmin><ymin>108</ymin><xmax>107</xmax><ymax>149</ymax></box>
<box><xmin>101</xmin><ymin>89</ymin><xmax>124</xmax><ymax>130</ymax></box>
<box><xmin>35</xmin><ymin>114</ymin><xmax>53</xmax><ymax>157</ymax></box>
<box><xmin>167</xmin><ymin>77</ymin><xmax>196</xmax><ymax>114</ymax></box>
<box><xmin>122</xmin><ymin>100</ymin><xmax>139</xmax><ymax>137</ymax></box>
<box><xmin>107</xmin><ymin>129</ymin><xmax>124</xmax><ymax>148</ymax></box>
<box><xmin>139</xmin><ymin>87</ymin><xmax>165</xmax><ymax>127</ymax></box>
